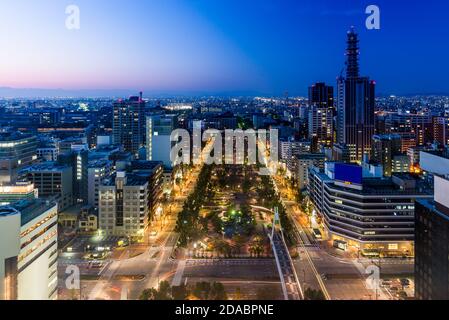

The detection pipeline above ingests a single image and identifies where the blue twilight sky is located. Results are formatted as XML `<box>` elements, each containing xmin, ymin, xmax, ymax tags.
<box><xmin>0</xmin><ymin>0</ymin><xmax>448</xmax><ymax>96</ymax></box>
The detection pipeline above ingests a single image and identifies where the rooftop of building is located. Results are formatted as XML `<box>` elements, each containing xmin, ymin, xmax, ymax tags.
<box><xmin>129</xmin><ymin>160</ymin><xmax>163</xmax><ymax>171</ymax></box>
<box><xmin>114</xmin><ymin>94</ymin><xmax>144</xmax><ymax>104</ymax></box>
<box><xmin>334</xmin><ymin>176</ymin><xmax>432</xmax><ymax>196</ymax></box>
<box><xmin>214</xmin><ymin>111</ymin><xmax>236</xmax><ymax>119</ymax></box>
<box><xmin>372</xmin><ymin>133</ymin><xmax>402</xmax><ymax>140</ymax></box>
<box><xmin>59</xmin><ymin>204</ymin><xmax>82</xmax><ymax>216</ymax></box>
<box><xmin>88</xmin><ymin>159</ymin><xmax>112</xmax><ymax>168</ymax></box>
<box><xmin>94</xmin><ymin>145</ymin><xmax>122</xmax><ymax>153</ymax></box>
<box><xmin>109</xmin><ymin>151</ymin><xmax>133</xmax><ymax>161</ymax></box>
<box><xmin>313</xmin><ymin>166</ymin><xmax>432</xmax><ymax>196</ymax></box>
<box><xmin>416</xmin><ymin>198</ymin><xmax>449</xmax><ymax>222</ymax></box>
<box><xmin>20</xmin><ymin>162</ymin><xmax>70</xmax><ymax>173</ymax></box>
<box><xmin>0</xmin><ymin>206</ymin><xmax>20</xmax><ymax>218</ymax></box>
<box><xmin>37</xmin><ymin>143</ymin><xmax>58</xmax><ymax>149</ymax></box>
<box><xmin>0</xmin><ymin>131</ymin><xmax>35</xmax><ymax>142</ymax></box>
<box><xmin>102</xmin><ymin>172</ymin><xmax>148</xmax><ymax>187</ymax></box>
<box><xmin>421</xmin><ymin>149</ymin><xmax>449</xmax><ymax>160</ymax></box>
<box><xmin>0</xmin><ymin>199</ymin><xmax>56</xmax><ymax>226</ymax></box>
<box><xmin>294</xmin><ymin>153</ymin><xmax>325</xmax><ymax>160</ymax></box>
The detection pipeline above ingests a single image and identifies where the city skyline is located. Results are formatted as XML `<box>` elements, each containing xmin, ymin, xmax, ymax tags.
<box><xmin>1</xmin><ymin>0</ymin><xmax>449</xmax><ymax>97</ymax></box>
<box><xmin>1</xmin><ymin>0</ymin><xmax>449</xmax><ymax>305</ymax></box>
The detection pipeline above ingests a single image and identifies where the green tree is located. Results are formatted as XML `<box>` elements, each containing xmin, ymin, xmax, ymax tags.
<box><xmin>210</xmin><ymin>282</ymin><xmax>227</xmax><ymax>300</ymax></box>
<box><xmin>232</xmin><ymin>234</ymin><xmax>246</xmax><ymax>254</ymax></box>
<box><xmin>256</xmin><ymin>287</ymin><xmax>279</xmax><ymax>300</ymax></box>
<box><xmin>193</xmin><ymin>281</ymin><xmax>211</xmax><ymax>300</ymax></box>
<box><xmin>153</xmin><ymin>281</ymin><xmax>173</xmax><ymax>300</ymax></box>
<box><xmin>172</xmin><ymin>284</ymin><xmax>189</xmax><ymax>300</ymax></box>
<box><xmin>249</xmin><ymin>236</ymin><xmax>265</xmax><ymax>258</ymax></box>
<box><xmin>234</xmin><ymin>287</ymin><xmax>242</xmax><ymax>300</ymax></box>
<box><xmin>304</xmin><ymin>288</ymin><xmax>325</xmax><ymax>300</ymax></box>
<box><xmin>139</xmin><ymin>288</ymin><xmax>156</xmax><ymax>300</ymax></box>
<box><xmin>398</xmin><ymin>291</ymin><xmax>408</xmax><ymax>300</ymax></box>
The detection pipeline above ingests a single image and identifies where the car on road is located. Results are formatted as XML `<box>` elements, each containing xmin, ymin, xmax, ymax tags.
<box><xmin>149</xmin><ymin>231</ymin><xmax>158</xmax><ymax>237</ymax></box>
<box><xmin>400</xmin><ymin>278</ymin><xmax>410</xmax><ymax>287</ymax></box>
<box><xmin>312</xmin><ymin>228</ymin><xmax>322</xmax><ymax>239</ymax></box>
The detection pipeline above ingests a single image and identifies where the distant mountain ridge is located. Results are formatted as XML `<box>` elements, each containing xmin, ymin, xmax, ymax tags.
<box><xmin>0</xmin><ymin>86</ymin><xmax>448</xmax><ymax>99</ymax></box>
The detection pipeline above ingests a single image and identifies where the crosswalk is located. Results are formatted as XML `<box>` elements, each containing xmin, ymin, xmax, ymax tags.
<box><xmin>186</xmin><ymin>259</ymin><xmax>275</xmax><ymax>266</ymax></box>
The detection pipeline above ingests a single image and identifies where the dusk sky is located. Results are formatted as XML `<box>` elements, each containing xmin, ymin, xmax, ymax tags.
<box><xmin>1</xmin><ymin>0</ymin><xmax>448</xmax><ymax>96</ymax></box>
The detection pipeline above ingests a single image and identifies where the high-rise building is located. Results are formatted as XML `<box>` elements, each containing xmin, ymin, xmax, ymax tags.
<box><xmin>385</xmin><ymin>111</ymin><xmax>433</xmax><ymax>147</ymax></box>
<box><xmin>415</xmin><ymin>175</ymin><xmax>449</xmax><ymax>300</ymax></box>
<box><xmin>291</xmin><ymin>153</ymin><xmax>325</xmax><ymax>190</ymax></box>
<box><xmin>58</xmin><ymin>145</ymin><xmax>88</xmax><ymax>204</ymax></box>
<box><xmin>0</xmin><ymin>199</ymin><xmax>58</xmax><ymax>300</ymax></box>
<box><xmin>372</xmin><ymin>134</ymin><xmax>409</xmax><ymax>176</ymax></box>
<box><xmin>129</xmin><ymin>161</ymin><xmax>164</xmax><ymax>221</ymax></box>
<box><xmin>146</xmin><ymin>114</ymin><xmax>178</xmax><ymax>168</ymax></box>
<box><xmin>280</xmin><ymin>138</ymin><xmax>311</xmax><ymax>173</ymax></box>
<box><xmin>99</xmin><ymin>172</ymin><xmax>150</xmax><ymax>238</ymax></box>
<box><xmin>36</xmin><ymin>140</ymin><xmax>59</xmax><ymax>162</ymax></box>
<box><xmin>20</xmin><ymin>163</ymin><xmax>73</xmax><ymax>211</ymax></box>
<box><xmin>308</xmin><ymin>82</ymin><xmax>334</xmax><ymax>109</ymax></box>
<box><xmin>308</xmin><ymin>106</ymin><xmax>334</xmax><ymax>147</ymax></box>
<box><xmin>407</xmin><ymin>146</ymin><xmax>424</xmax><ymax>167</ymax></box>
<box><xmin>332</xmin><ymin>143</ymin><xmax>352</xmax><ymax>163</ymax></box>
<box><xmin>87</xmin><ymin>159</ymin><xmax>113</xmax><ymax>211</ymax></box>
<box><xmin>113</xmin><ymin>93</ymin><xmax>146</xmax><ymax>157</ymax></box>
<box><xmin>433</xmin><ymin>116</ymin><xmax>449</xmax><ymax>147</ymax></box>
<box><xmin>0</xmin><ymin>132</ymin><xmax>38</xmax><ymax>185</ymax></box>
<box><xmin>336</xmin><ymin>28</ymin><xmax>375</xmax><ymax>163</ymax></box>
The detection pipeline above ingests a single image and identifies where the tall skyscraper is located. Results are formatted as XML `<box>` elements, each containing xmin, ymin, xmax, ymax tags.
<box><xmin>308</xmin><ymin>106</ymin><xmax>334</xmax><ymax>147</ymax></box>
<box><xmin>308</xmin><ymin>82</ymin><xmax>334</xmax><ymax>147</ymax></box>
<box><xmin>113</xmin><ymin>93</ymin><xmax>146</xmax><ymax>157</ymax></box>
<box><xmin>337</xmin><ymin>28</ymin><xmax>376</xmax><ymax>163</ymax></box>
<box><xmin>308</xmin><ymin>82</ymin><xmax>334</xmax><ymax>109</ymax></box>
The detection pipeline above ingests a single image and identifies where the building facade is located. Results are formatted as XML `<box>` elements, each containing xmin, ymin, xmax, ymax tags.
<box><xmin>415</xmin><ymin>175</ymin><xmax>449</xmax><ymax>300</ymax></box>
<box><xmin>21</xmin><ymin>163</ymin><xmax>73</xmax><ymax>211</ymax></box>
<box><xmin>0</xmin><ymin>132</ymin><xmax>38</xmax><ymax>185</ymax></box>
<box><xmin>336</xmin><ymin>29</ymin><xmax>375</xmax><ymax>163</ymax></box>
<box><xmin>309</xmin><ymin>163</ymin><xmax>432</xmax><ymax>256</ymax></box>
<box><xmin>146</xmin><ymin>114</ymin><xmax>178</xmax><ymax>168</ymax></box>
<box><xmin>87</xmin><ymin>159</ymin><xmax>113</xmax><ymax>211</ymax></box>
<box><xmin>0</xmin><ymin>182</ymin><xmax>38</xmax><ymax>205</ymax></box>
<box><xmin>291</xmin><ymin>153</ymin><xmax>325</xmax><ymax>191</ymax></box>
<box><xmin>113</xmin><ymin>93</ymin><xmax>146</xmax><ymax>157</ymax></box>
<box><xmin>371</xmin><ymin>134</ymin><xmax>409</xmax><ymax>177</ymax></box>
<box><xmin>0</xmin><ymin>199</ymin><xmax>58</xmax><ymax>300</ymax></box>
<box><xmin>308</xmin><ymin>106</ymin><xmax>334</xmax><ymax>147</ymax></box>
<box><xmin>99</xmin><ymin>172</ymin><xmax>150</xmax><ymax>238</ymax></box>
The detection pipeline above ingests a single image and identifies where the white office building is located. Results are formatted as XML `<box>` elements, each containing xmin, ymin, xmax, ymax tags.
<box><xmin>0</xmin><ymin>199</ymin><xmax>58</xmax><ymax>300</ymax></box>
<box><xmin>146</xmin><ymin>115</ymin><xmax>178</xmax><ymax>168</ymax></box>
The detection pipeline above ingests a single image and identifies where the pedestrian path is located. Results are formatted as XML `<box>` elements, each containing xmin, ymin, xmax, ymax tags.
<box><xmin>171</xmin><ymin>260</ymin><xmax>186</xmax><ymax>286</ymax></box>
